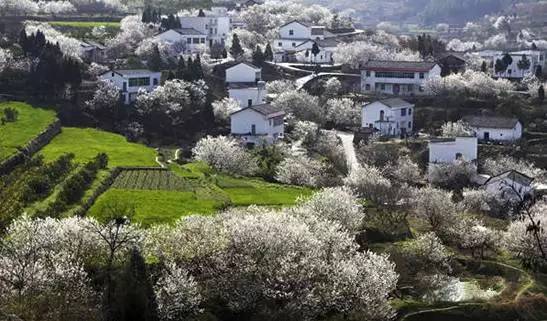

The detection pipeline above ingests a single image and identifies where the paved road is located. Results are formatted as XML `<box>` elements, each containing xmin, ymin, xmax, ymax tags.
<box><xmin>336</xmin><ymin>131</ymin><xmax>359</xmax><ymax>171</ymax></box>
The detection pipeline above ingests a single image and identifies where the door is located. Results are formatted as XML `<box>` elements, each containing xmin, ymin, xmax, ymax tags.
<box><xmin>122</xmin><ymin>82</ymin><xmax>127</xmax><ymax>92</ymax></box>
<box><xmin>251</xmin><ymin>124</ymin><xmax>256</xmax><ymax>135</ymax></box>
<box><xmin>484</xmin><ymin>132</ymin><xmax>490</xmax><ymax>141</ymax></box>
<box><xmin>393</xmin><ymin>84</ymin><xmax>400</xmax><ymax>95</ymax></box>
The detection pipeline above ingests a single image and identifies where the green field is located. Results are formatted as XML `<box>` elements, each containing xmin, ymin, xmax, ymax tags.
<box><xmin>89</xmin><ymin>163</ymin><xmax>312</xmax><ymax>225</ymax></box>
<box><xmin>0</xmin><ymin>102</ymin><xmax>57</xmax><ymax>161</ymax></box>
<box><xmin>40</xmin><ymin>127</ymin><xmax>158</xmax><ymax>167</ymax></box>
<box><xmin>49</xmin><ymin>21</ymin><xmax>120</xmax><ymax>28</ymax></box>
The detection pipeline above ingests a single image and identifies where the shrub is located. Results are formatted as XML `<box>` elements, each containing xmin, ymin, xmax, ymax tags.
<box><xmin>1</xmin><ymin>107</ymin><xmax>19</xmax><ymax>124</ymax></box>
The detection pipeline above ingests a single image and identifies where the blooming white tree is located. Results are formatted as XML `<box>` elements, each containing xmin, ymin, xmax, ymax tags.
<box><xmin>212</xmin><ymin>97</ymin><xmax>240</xmax><ymax>121</ymax></box>
<box><xmin>291</xmin><ymin>120</ymin><xmax>319</xmax><ymax>144</ymax></box>
<box><xmin>272</xmin><ymin>90</ymin><xmax>321</xmax><ymax>122</ymax></box>
<box><xmin>446</xmin><ymin>39</ymin><xmax>482</xmax><ymax>52</ymax></box>
<box><xmin>483</xmin><ymin>156</ymin><xmax>545</xmax><ymax>179</ymax></box>
<box><xmin>460</xmin><ymin>188</ymin><xmax>493</xmax><ymax>214</ymax></box>
<box><xmin>0</xmin><ymin>48</ymin><xmax>12</xmax><ymax>72</ymax></box>
<box><xmin>106</xmin><ymin>15</ymin><xmax>158</xmax><ymax>58</ymax></box>
<box><xmin>333</xmin><ymin>41</ymin><xmax>421</xmax><ymax>69</ymax></box>
<box><xmin>457</xmin><ymin>218</ymin><xmax>498</xmax><ymax>258</ymax></box>
<box><xmin>88</xmin><ymin>62</ymin><xmax>109</xmax><ymax>80</ymax></box>
<box><xmin>0</xmin><ymin>0</ymin><xmax>38</xmax><ymax>15</ymax></box>
<box><xmin>410</xmin><ymin>186</ymin><xmax>457</xmax><ymax>233</ymax></box>
<box><xmin>426</xmin><ymin>70</ymin><xmax>514</xmax><ymax>98</ymax></box>
<box><xmin>193</xmin><ymin>135</ymin><xmax>258</xmax><ymax>176</ymax></box>
<box><xmin>323</xmin><ymin>77</ymin><xmax>342</xmax><ymax>98</ymax></box>
<box><xmin>324</xmin><ymin>98</ymin><xmax>360</xmax><ymax>127</ymax></box>
<box><xmin>24</xmin><ymin>22</ymin><xmax>82</xmax><ymax>60</ymax></box>
<box><xmin>387</xmin><ymin>155</ymin><xmax>422</xmax><ymax>185</ymax></box>
<box><xmin>275</xmin><ymin>153</ymin><xmax>323</xmax><ymax>187</ymax></box>
<box><xmin>266</xmin><ymin>79</ymin><xmax>297</xmax><ymax>96</ymax></box>
<box><xmin>86</xmin><ymin>80</ymin><xmax>121</xmax><ymax>112</ymax></box>
<box><xmin>484</xmin><ymin>34</ymin><xmax>508</xmax><ymax>49</ymax></box>
<box><xmin>441</xmin><ymin>120</ymin><xmax>473</xmax><ymax>137</ymax></box>
<box><xmin>344</xmin><ymin>164</ymin><xmax>393</xmax><ymax>205</ymax></box>
<box><xmin>37</xmin><ymin>1</ymin><xmax>76</xmax><ymax>15</ymax></box>
<box><xmin>428</xmin><ymin>159</ymin><xmax>476</xmax><ymax>190</ymax></box>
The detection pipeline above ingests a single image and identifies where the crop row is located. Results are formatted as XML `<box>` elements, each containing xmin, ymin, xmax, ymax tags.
<box><xmin>112</xmin><ymin>169</ymin><xmax>193</xmax><ymax>191</ymax></box>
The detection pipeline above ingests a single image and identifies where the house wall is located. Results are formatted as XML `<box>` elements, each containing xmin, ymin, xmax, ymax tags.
<box><xmin>361</xmin><ymin>101</ymin><xmax>414</xmax><ymax>136</ymax></box>
<box><xmin>230</xmin><ymin>109</ymin><xmax>284</xmax><ymax>144</ymax></box>
<box><xmin>153</xmin><ymin>30</ymin><xmax>207</xmax><ymax>54</ymax></box>
<box><xmin>470</xmin><ymin>122</ymin><xmax>522</xmax><ymax>141</ymax></box>
<box><xmin>180</xmin><ymin>15</ymin><xmax>231</xmax><ymax>46</ymax></box>
<box><xmin>273</xmin><ymin>38</ymin><xmax>307</xmax><ymax>52</ymax></box>
<box><xmin>494</xmin><ymin>51</ymin><xmax>545</xmax><ymax>79</ymax></box>
<box><xmin>360</xmin><ymin>65</ymin><xmax>441</xmax><ymax>96</ymax></box>
<box><xmin>428</xmin><ymin>137</ymin><xmax>478</xmax><ymax>163</ymax></box>
<box><xmin>228</xmin><ymin>87</ymin><xmax>268</xmax><ymax>107</ymax></box>
<box><xmin>294</xmin><ymin>42</ymin><xmax>335</xmax><ymax>63</ymax></box>
<box><xmin>99</xmin><ymin>71</ymin><xmax>161</xmax><ymax>104</ymax></box>
<box><xmin>226</xmin><ymin>64</ymin><xmax>261</xmax><ymax>83</ymax></box>
<box><xmin>279</xmin><ymin>22</ymin><xmax>311</xmax><ymax>39</ymax></box>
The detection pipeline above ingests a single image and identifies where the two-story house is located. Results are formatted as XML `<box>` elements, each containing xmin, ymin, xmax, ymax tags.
<box><xmin>225</xmin><ymin>62</ymin><xmax>267</xmax><ymax>108</ymax></box>
<box><xmin>361</xmin><ymin>60</ymin><xmax>441</xmax><ymax>96</ymax></box>
<box><xmin>273</xmin><ymin>20</ymin><xmax>327</xmax><ymax>62</ymax></box>
<box><xmin>493</xmin><ymin>50</ymin><xmax>546</xmax><ymax>79</ymax></box>
<box><xmin>99</xmin><ymin>69</ymin><xmax>161</xmax><ymax>104</ymax></box>
<box><xmin>179</xmin><ymin>7</ymin><xmax>231</xmax><ymax>48</ymax></box>
<box><xmin>230</xmin><ymin>103</ymin><xmax>285</xmax><ymax>146</ymax></box>
<box><xmin>361</xmin><ymin>98</ymin><xmax>414</xmax><ymax>137</ymax></box>
<box><xmin>152</xmin><ymin>28</ymin><xmax>207</xmax><ymax>54</ymax></box>
<box><xmin>461</xmin><ymin>115</ymin><xmax>522</xmax><ymax>142</ymax></box>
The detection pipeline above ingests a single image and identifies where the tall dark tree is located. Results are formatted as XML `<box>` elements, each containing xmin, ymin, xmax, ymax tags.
<box><xmin>198</xmin><ymin>9</ymin><xmax>205</xmax><ymax>17</ymax></box>
<box><xmin>494</xmin><ymin>59</ymin><xmax>507</xmax><ymax>74</ymax></box>
<box><xmin>539</xmin><ymin>85</ymin><xmax>545</xmax><ymax>103</ymax></box>
<box><xmin>183</xmin><ymin>57</ymin><xmax>194</xmax><ymax>81</ymax></box>
<box><xmin>193</xmin><ymin>54</ymin><xmax>203</xmax><ymax>79</ymax></box>
<box><xmin>517</xmin><ymin>54</ymin><xmax>531</xmax><ymax>77</ymax></box>
<box><xmin>229</xmin><ymin>33</ymin><xmax>244</xmax><ymax>58</ymax></box>
<box><xmin>111</xmin><ymin>248</ymin><xmax>159</xmax><ymax>321</ymax></box>
<box><xmin>532</xmin><ymin>42</ymin><xmax>538</xmax><ymax>50</ymax></box>
<box><xmin>18</xmin><ymin>29</ymin><xmax>29</xmax><ymax>56</ymax></box>
<box><xmin>311</xmin><ymin>42</ymin><xmax>320</xmax><ymax>63</ymax></box>
<box><xmin>175</xmin><ymin>56</ymin><xmax>185</xmax><ymax>79</ymax></box>
<box><xmin>502</xmin><ymin>52</ymin><xmax>513</xmax><ymax>68</ymax></box>
<box><xmin>481</xmin><ymin>60</ymin><xmax>487</xmax><ymax>73</ymax></box>
<box><xmin>141</xmin><ymin>7</ymin><xmax>151</xmax><ymax>23</ymax></box>
<box><xmin>147</xmin><ymin>44</ymin><xmax>162</xmax><ymax>71</ymax></box>
<box><xmin>536</xmin><ymin>65</ymin><xmax>543</xmax><ymax>78</ymax></box>
<box><xmin>222</xmin><ymin>47</ymin><xmax>228</xmax><ymax>59</ymax></box>
<box><xmin>252</xmin><ymin>45</ymin><xmax>265</xmax><ymax>66</ymax></box>
<box><xmin>264</xmin><ymin>43</ymin><xmax>273</xmax><ymax>62</ymax></box>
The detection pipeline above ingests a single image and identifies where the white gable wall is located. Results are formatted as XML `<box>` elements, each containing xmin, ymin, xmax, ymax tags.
<box><xmin>428</xmin><ymin>137</ymin><xmax>478</xmax><ymax>163</ymax></box>
<box><xmin>361</xmin><ymin>101</ymin><xmax>414</xmax><ymax>136</ymax></box>
<box><xmin>228</xmin><ymin>87</ymin><xmax>268</xmax><ymax>107</ymax></box>
<box><xmin>279</xmin><ymin>21</ymin><xmax>311</xmax><ymax>39</ymax></box>
<box><xmin>226</xmin><ymin>63</ymin><xmax>261</xmax><ymax>83</ymax></box>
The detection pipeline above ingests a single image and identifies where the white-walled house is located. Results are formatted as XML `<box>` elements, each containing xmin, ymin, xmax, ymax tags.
<box><xmin>225</xmin><ymin>62</ymin><xmax>261</xmax><ymax>83</ymax></box>
<box><xmin>361</xmin><ymin>61</ymin><xmax>441</xmax><ymax>96</ymax></box>
<box><xmin>152</xmin><ymin>28</ymin><xmax>207</xmax><ymax>54</ymax></box>
<box><xmin>428</xmin><ymin>136</ymin><xmax>478</xmax><ymax>164</ymax></box>
<box><xmin>273</xmin><ymin>20</ymin><xmax>327</xmax><ymax>62</ymax></box>
<box><xmin>228</xmin><ymin>82</ymin><xmax>268</xmax><ymax>107</ymax></box>
<box><xmin>225</xmin><ymin>62</ymin><xmax>267</xmax><ymax>107</ymax></box>
<box><xmin>99</xmin><ymin>69</ymin><xmax>161</xmax><ymax>104</ymax></box>
<box><xmin>230</xmin><ymin>103</ymin><xmax>285</xmax><ymax>145</ymax></box>
<box><xmin>493</xmin><ymin>50</ymin><xmax>546</xmax><ymax>79</ymax></box>
<box><xmin>179</xmin><ymin>7</ymin><xmax>231</xmax><ymax>47</ymax></box>
<box><xmin>462</xmin><ymin>115</ymin><xmax>522</xmax><ymax>142</ymax></box>
<box><xmin>294</xmin><ymin>38</ymin><xmax>339</xmax><ymax>64</ymax></box>
<box><xmin>483</xmin><ymin>170</ymin><xmax>535</xmax><ymax>203</ymax></box>
<box><xmin>361</xmin><ymin>98</ymin><xmax>414</xmax><ymax>137</ymax></box>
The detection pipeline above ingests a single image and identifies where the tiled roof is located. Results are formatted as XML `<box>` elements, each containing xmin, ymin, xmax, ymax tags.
<box><xmin>231</xmin><ymin>103</ymin><xmax>284</xmax><ymax>117</ymax></box>
<box><xmin>173</xmin><ymin>28</ymin><xmax>205</xmax><ymax>36</ymax></box>
<box><xmin>226</xmin><ymin>61</ymin><xmax>261</xmax><ymax>71</ymax></box>
<box><xmin>362</xmin><ymin>60</ymin><xmax>438</xmax><ymax>72</ymax></box>
<box><xmin>279</xmin><ymin>20</ymin><xmax>310</xmax><ymax>28</ymax></box>
<box><xmin>486</xmin><ymin>170</ymin><xmax>534</xmax><ymax>187</ymax></box>
<box><xmin>376</xmin><ymin>98</ymin><xmax>413</xmax><ymax>108</ymax></box>
<box><xmin>462</xmin><ymin>115</ymin><xmax>520</xmax><ymax>129</ymax></box>
<box><xmin>103</xmin><ymin>69</ymin><xmax>159</xmax><ymax>77</ymax></box>
<box><xmin>311</xmin><ymin>27</ymin><xmax>324</xmax><ymax>35</ymax></box>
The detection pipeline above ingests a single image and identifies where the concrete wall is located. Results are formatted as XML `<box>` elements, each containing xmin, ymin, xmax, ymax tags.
<box><xmin>471</xmin><ymin>122</ymin><xmax>522</xmax><ymax>141</ymax></box>
<box><xmin>226</xmin><ymin>63</ymin><xmax>261</xmax><ymax>83</ymax></box>
<box><xmin>361</xmin><ymin>101</ymin><xmax>414</xmax><ymax>136</ymax></box>
<box><xmin>228</xmin><ymin>87</ymin><xmax>267</xmax><ymax>107</ymax></box>
<box><xmin>428</xmin><ymin>137</ymin><xmax>478</xmax><ymax>163</ymax></box>
<box><xmin>361</xmin><ymin>65</ymin><xmax>441</xmax><ymax>96</ymax></box>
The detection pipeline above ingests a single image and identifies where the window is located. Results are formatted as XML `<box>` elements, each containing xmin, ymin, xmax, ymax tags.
<box><xmin>408</xmin><ymin>108</ymin><xmax>412</xmax><ymax>115</ymax></box>
<box><xmin>401</xmin><ymin>109</ymin><xmax>406</xmax><ymax>116</ymax></box>
<box><xmin>508</xmin><ymin>69</ymin><xmax>512</xmax><ymax>74</ymax></box>
<box><xmin>248</xmin><ymin>99</ymin><xmax>253</xmax><ymax>107</ymax></box>
<box><xmin>273</xmin><ymin>116</ymin><xmax>283</xmax><ymax>126</ymax></box>
<box><xmin>289</xmin><ymin>29</ymin><xmax>294</xmax><ymax>36</ymax></box>
<box><xmin>419</xmin><ymin>72</ymin><xmax>424</xmax><ymax>79</ymax></box>
<box><xmin>187</xmin><ymin>38</ymin><xmax>191</xmax><ymax>44</ymax></box>
<box><xmin>251</xmin><ymin>124</ymin><xmax>256</xmax><ymax>135</ymax></box>
<box><xmin>193</xmin><ymin>38</ymin><xmax>200</xmax><ymax>44</ymax></box>
<box><xmin>128</xmin><ymin>77</ymin><xmax>150</xmax><ymax>87</ymax></box>
<box><xmin>111</xmin><ymin>72</ymin><xmax>115</xmax><ymax>77</ymax></box>
<box><xmin>375</xmin><ymin>71</ymin><xmax>415</xmax><ymax>79</ymax></box>
<box><xmin>153</xmin><ymin>78</ymin><xmax>158</xmax><ymax>85</ymax></box>
<box><xmin>380</xmin><ymin>84</ymin><xmax>385</xmax><ymax>90</ymax></box>
<box><xmin>365</xmin><ymin>84</ymin><xmax>371</xmax><ymax>90</ymax></box>
<box><xmin>278</xmin><ymin>42</ymin><xmax>282</xmax><ymax>47</ymax></box>
<box><xmin>408</xmin><ymin>121</ymin><xmax>412</xmax><ymax>129</ymax></box>
<box><xmin>365</xmin><ymin>70</ymin><xmax>370</xmax><ymax>76</ymax></box>
<box><xmin>200</xmin><ymin>38</ymin><xmax>205</xmax><ymax>43</ymax></box>
<box><xmin>379</xmin><ymin>110</ymin><xmax>385</xmax><ymax>121</ymax></box>
<box><xmin>292</xmin><ymin>42</ymin><xmax>296</xmax><ymax>47</ymax></box>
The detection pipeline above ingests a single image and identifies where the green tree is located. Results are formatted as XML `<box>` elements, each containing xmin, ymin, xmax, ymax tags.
<box><xmin>147</xmin><ymin>44</ymin><xmax>162</xmax><ymax>72</ymax></box>
<box><xmin>502</xmin><ymin>53</ymin><xmax>513</xmax><ymax>68</ymax></box>
<box><xmin>311</xmin><ymin>42</ymin><xmax>320</xmax><ymax>63</ymax></box>
<box><xmin>192</xmin><ymin>54</ymin><xmax>203</xmax><ymax>79</ymax></box>
<box><xmin>229</xmin><ymin>33</ymin><xmax>244</xmax><ymax>59</ymax></box>
<box><xmin>481</xmin><ymin>60</ymin><xmax>487</xmax><ymax>73</ymax></box>
<box><xmin>536</xmin><ymin>65</ymin><xmax>543</xmax><ymax>78</ymax></box>
<box><xmin>264</xmin><ymin>43</ymin><xmax>274</xmax><ymax>61</ymax></box>
<box><xmin>175</xmin><ymin>56</ymin><xmax>185</xmax><ymax>79</ymax></box>
<box><xmin>252</xmin><ymin>45</ymin><xmax>265</xmax><ymax>66</ymax></box>
<box><xmin>539</xmin><ymin>85</ymin><xmax>545</xmax><ymax>103</ymax></box>
<box><xmin>517</xmin><ymin>54</ymin><xmax>531</xmax><ymax>77</ymax></box>
<box><xmin>494</xmin><ymin>59</ymin><xmax>507</xmax><ymax>74</ymax></box>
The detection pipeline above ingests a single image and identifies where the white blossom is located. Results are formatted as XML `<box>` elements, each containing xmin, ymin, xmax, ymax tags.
<box><xmin>193</xmin><ymin>135</ymin><xmax>258</xmax><ymax>176</ymax></box>
<box><xmin>212</xmin><ymin>97</ymin><xmax>240</xmax><ymax>121</ymax></box>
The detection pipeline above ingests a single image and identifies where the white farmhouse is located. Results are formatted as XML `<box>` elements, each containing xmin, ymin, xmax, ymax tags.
<box><xmin>273</xmin><ymin>20</ymin><xmax>327</xmax><ymax>62</ymax></box>
<box><xmin>493</xmin><ymin>50</ymin><xmax>546</xmax><ymax>79</ymax></box>
<box><xmin>361</xmin><ymin>60</ymin><xmax>441</xmax><ymax>96</ymax></box>
<box><xmin>294</xmin><ymin>38</ymin><xmax>339</xmax><ymax>64</ymax></box>
<box><xmin>225</xmin><ymin>62</ymin><xmax>267</xmax><ymax>108</ymax></box>
<box><xmin>179</xmin><ymin>7</ymin><xmax>231</xmax><ymax>48</ymax></box>
<box><xmin>462</xmin><ymin>115</ymin><xmax>522</xmax><ymax>142</ymax></box>
<box><xmin>361</xmin><ymin>98</ymin><xmax>414</xmax><ymax>137</ymax></box>
<box><xmin>99</xmin><ymin>69</ymin><xmax>161</xmax><ymax>105</ymax></box>
<box><xmin>428</xmin><ymin>136</ymin><xmax>478</xmax><ymax>164</ymax></box>
<box><xmin>225</xmin><ymin>62</ymin><xmax>261</xmax><ymax>83</ymax></box>
<box><xmin>230</xmin><ymin>103</ymin><xmax>285</xmax><ymax>146</ymax></box>
<box><xmin>152</xmin><ymin>28</ymin><xmax>207</xmax><ymax>54</ymax></box>
<box><xmin>483</xmin><ymin>170</ymin><xmax>535</xmax><ymax>203</ymax></box>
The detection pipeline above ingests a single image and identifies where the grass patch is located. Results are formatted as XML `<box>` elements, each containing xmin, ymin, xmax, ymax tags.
<box><xmin>41</xmin><ymin>127</ymin><xmax>158</xmax><ymax>167</ymax></box>
<box><xmin>0</xmin><ymin>101</ymin><xmax>57</xmax><ymax>161</ymax></box>
<box><xmin>89</xmin><ymin>189</ymin><xmax>224</xmax><ymax>226</ymax></box>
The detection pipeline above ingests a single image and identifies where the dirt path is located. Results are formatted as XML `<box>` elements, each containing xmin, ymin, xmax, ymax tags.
<box><xmin>336</xmin><ymin>131</ymin><xmax>359</xmax><ymax>171</ymax></box>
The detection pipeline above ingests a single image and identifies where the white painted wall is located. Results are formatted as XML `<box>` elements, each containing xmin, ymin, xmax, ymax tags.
<box><xmin>153</xmin><ymin>30</ymin><xmax>207</xmax><ymax>54</ymax></box>
<box><xmin>231</xmin><ymin>108</ymin><xmax>284</xmax><ymax>144</ymax></box>
<box><xmin>180</xmin><ymin>13</ymin><xmax>231</xmax><ymax>47</ymax></box>
<box><xmin>361</xmin><ymin>65</ymin><xmax>441</xmax><ymax>96</ymax></box>
<box><xmin>470</xmin><ymin>122</ymin><xmax>522</xmax><ymax>141</ymax></box>
<box><xmin>228</xmin><ymin>87</ymin><xmax>268</xmax><ymax>107</ymax></box>
<box><xmin>494</xmin><ymin>51</ymin><xmax>546</xmax><ymax>79</ymax></box>
<box><xmin>226</xmin><ymin>63</ymin><xmax>261</xmax><ymax>83</ymax></box>
<box><xmin>279</xmin><ymin>21</ymin><xmax>311</xmax><ymax>39</ymax></box>
<box><xmin>294</xmin><ymin>42</ymin><xmax>336</xmax><ymax>63</ymax></box>
<box><xmin>428</xmin><ymin>137</ymin><xmax>478</xmax><ymax>164</ymax></box>
<box><xmin>361</xmin><ymin>101</ymin><xmax>414</xmax><ymax>136</ymax></box>
<box><xmin>99</xmin><ymin>71</ymin><xmax>161</xmax><ymax>104</ymax></box>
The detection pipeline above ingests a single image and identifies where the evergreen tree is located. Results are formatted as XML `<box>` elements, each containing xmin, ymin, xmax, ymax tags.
<box><xmin>517</xmin><ymin>54</ymin><xmax>531</xmax><ymax>77</ymax></box>
<box><xmin>539</xmin><ymin>85</ymin><xmax>545</xmax><ymax>103</ymax></box>
<box><xmin>229</xmin><ymin>33</ymin><xmax>244</xmax><ymax>59</ymax></box>
<box><xmin>18</xmin><ymin>29</ymin><xmax>29</xmax><ymax>56</ymax></box>
<box><xmin>481</xmin><ymin>60</ymin><xmax>487</xmax><ymax>73</ymax></box>
<box><xmin>264</xmin><ymin>43</ymin><xmax>273</xmax><ymax>62</ymax></box>
<box><xmin>175</xmin><ymin>56</ymin><xmax>185</xmax><ymax>79</ymax></box>
<box><xmin>532</xmin><ymin>42</ymin><xmax>538</xmax><ymax>50</ymax></box>
<box><xmin>198</xmin><ymin>9</ymin><xmax>205</xmax><ymax>17</ymax></box>
<box><xmin>167</xmin><ymin>70</ymin><xmax>175</xmax><ymax>80</ymax></box>
<box><xmin>536</xmin><ymin>65</ymin><xmax>543</xmax><ymax>78</ymax></box>
<box><xmin>147</xmin><ymin>44</ymin><xmax>162</xmax><ymax>72</ymax></box>
<box><xmin>502</xmin><ymin>53</ymin><xmax>513</xmax><ymax>68</ymax></box>
<box><xmin>183</xmin><ymin>57</ymin><xmax>194</xmax><ymax>81</ymax></box>
<box><xmin>193</xmin><ymin>54</ymin><xmax>203</xmax><ymax>79</ymax></box>
<box><xmin>141</xmin><ymin>7</ymin><xmax>150</xmax><ymax>23</ymax></box>
<box><xmin>222</xmin><ymin>48</ymin><xmax>228</xmax><ymax>59</ymax></box>
<box><xmin>494</xmin><ymin>59</ymin><xmax>507</xmax><ymax>74</ymax></box>
<box><xmin>111</xmin><ymin>249</ymin><xmax>159</xmax><ymax>321</ymax></box>
<box><xmin>252</xmin><ymin>45</ymin><xmax>265</xmax><ymax>66</ymax></box>
<box><xmin>311</xmin><ymin>42</ymin><xmax>320</xmax><ymax>63</ymax></box>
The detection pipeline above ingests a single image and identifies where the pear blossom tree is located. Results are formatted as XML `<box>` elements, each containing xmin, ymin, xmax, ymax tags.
<box><xmin>333</xmin><ymin>41</ymin><xmax>422</xmax><ymax>69</ymax></box>
<box><xmin>266</xmin><ymin>79</ymin><xmax>297</xmax><ymax>96</ymax></box>
<box><xmin>24</xmin><ymin>22</ymin><xmax>82</xmax><ymax>60</ymax></box>
<box><xmin>193</xmin><ymin>135</ymin><xmax>258</xmax><ymax>176</ymax></box>
<box><xmin>425</xmin><ymin>70</ymin><xmax>514</xmax><ymax>98</ymax></box>
<box><xmin>271</xmin><ymin>90</ymin><xmax>321</xmax><ymax>122</ymax></box>
<box><xmin>344</xmin><ymin>164</ymin><xmax>394</xmax><ymax>205</ymax></box>
<box><xmin>483</xmin><ymin>156</ymin><xmax>545</xmax><ymax>179</ymax></box>
<box><xmin>410</xmin><ymin>186</ymin><xmax>457</xmax><ymax>233</ymax></box>
<box><xmin>275</xmin><ymin>153</ymin><xmax>324</xmax><ymax>187</ymax></box>
<box><xmin>441</xmin><ymin>120</ymin><xmax>473</xmax><ymax>138</ymax></box>
<box><xmin>324</xmin><ymin>98</ymin><xmax>360</xmax><ymax>127</ymax></box>
<box><xmin>212</xmin><ymin>97</ymin><xmax>240</xmax><ymax>121</ymax></box>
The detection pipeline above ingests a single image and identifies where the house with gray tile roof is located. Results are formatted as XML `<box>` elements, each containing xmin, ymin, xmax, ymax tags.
<box><xmin>461</xmin><ymin>115</ymin><xmax>522</xmax><ymax>141</ymax></box>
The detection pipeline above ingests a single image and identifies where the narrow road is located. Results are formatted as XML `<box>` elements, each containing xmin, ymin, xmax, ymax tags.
<box><xmin>337</xmin><ymin>131</ymin><xmax>359</xmax><ymax>171</ymax></box>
